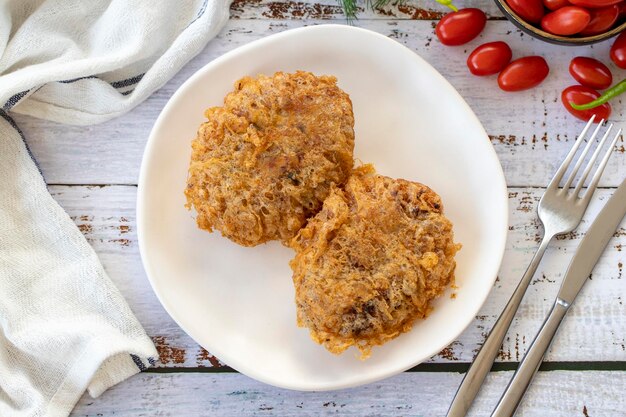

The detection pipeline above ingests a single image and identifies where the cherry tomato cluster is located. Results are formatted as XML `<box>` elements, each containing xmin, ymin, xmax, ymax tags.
<box><xmin>435</xmin><ymin>3</ymin><xmax>626</xmax><ymax>122</ymax></box>
<box><xmin>436</xmin><ymin>7</ymin><xmax>549</xmax><ymax>92</ymax></box>
<box><xmin>561</xmin><ymin>31</ymin><xmax>626</xmax><ymax>121</ymax></box>
<box><xmin>562</xmin><ymin>57</ymin><xmax>613</xmax><ymax>120</ymax></box>
<box><xmin>505</xmin><ymin>0</ymin><xmax>624</xmax><ymax>37</ymax></box>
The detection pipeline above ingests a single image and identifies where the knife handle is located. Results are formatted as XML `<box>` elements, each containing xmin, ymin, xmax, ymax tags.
<box><xmin>446</xmin><ymin>234</ymin><xmax>552</xmax><ymax>417</ymax></box>
<box><xmin>491</xmin><ymin>299</ymin><xmax>569</xmax><ymax>417</ymax></box>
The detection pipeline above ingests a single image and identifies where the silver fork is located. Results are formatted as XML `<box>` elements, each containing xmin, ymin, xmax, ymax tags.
<box><xmin>446</xmin><ymin>116</ymin><xmax>621</xmax><ymax>417</ymax></box>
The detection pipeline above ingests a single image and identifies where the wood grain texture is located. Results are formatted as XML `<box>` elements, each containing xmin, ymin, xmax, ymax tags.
<box><xmin>228</xmin><ymin>0</ymin><xmax>504</xmax><ymax>20</ymax></box>
<box><xmin>52</xmin><ymin>185</ymin><xmax>626</xmax><ymax>368</ymax></box>
<box><xmin>69</xmin><ymin>371</ymin><xmax>626</xmax><ymax>416</ymax></box>
<box><xmin>16</xmin><ymin>20</ymin><xmax>626</xmax><ymax>187</ymax></box>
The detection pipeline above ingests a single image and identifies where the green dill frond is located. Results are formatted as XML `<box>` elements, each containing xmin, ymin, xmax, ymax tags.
<box><xmin>340</xmin><ymin>0</ymin><xmax>407</xmax><ymax>20</ymax></box>
<box><xmin>338</xmin><ymin>0</ymin><xmax>358</xmax><ymax>20</ymax></box>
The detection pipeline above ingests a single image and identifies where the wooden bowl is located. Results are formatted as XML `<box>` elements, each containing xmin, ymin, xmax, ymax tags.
<box><xmin>494</xmin><ymin>0</ymin><xmax>626</xmax><ymax>45</ymax></box>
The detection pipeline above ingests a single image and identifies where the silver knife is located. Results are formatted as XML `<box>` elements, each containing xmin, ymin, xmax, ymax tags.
<box><xmin>491</xmin><ymin>178</ymin><xmax>626</xmax><ymax>417</ymax></box>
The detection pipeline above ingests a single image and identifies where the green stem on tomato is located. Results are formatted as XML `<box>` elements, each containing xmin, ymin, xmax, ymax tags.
<box><xmin>435</xmin><ymin>0</ymin><xmax>458</xmax><ymax>12</ymax></box>
<box><xmin>570</xmin><ymin>78</ymin><xmax>626</xmax><ymax>111</ymax></box>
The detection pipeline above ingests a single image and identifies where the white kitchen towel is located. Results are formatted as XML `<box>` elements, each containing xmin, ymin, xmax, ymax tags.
<box><xmin>0</xmin><ymin>1</ymin><xmax>230</xmax><ymax>416</ymax></box>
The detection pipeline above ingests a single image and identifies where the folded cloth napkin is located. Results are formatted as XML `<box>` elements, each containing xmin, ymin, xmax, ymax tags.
<box><xmin>0</xmin><ymin>1</ymin><xmax>229</xmax><ymax>416</ymax></box>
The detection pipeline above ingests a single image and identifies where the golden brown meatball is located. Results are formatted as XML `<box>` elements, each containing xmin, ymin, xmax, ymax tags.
<box><xmin>185</xmin><ymin>71</ymin><xmax>355</xmax><ymax>246</ymax></box>
<box><xmin>289</xmin><ymin>165</ymin><xmax>460</xmax><ymax>358</ymax></box>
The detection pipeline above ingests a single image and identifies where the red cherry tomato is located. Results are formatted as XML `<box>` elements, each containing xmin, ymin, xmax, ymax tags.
<box><xmin>569</xmin><ymin>57</ymin><xmax>613</xmax><ymax>89</ymax></box>
<box><xmin>569</xmin><ymin>0</ymin><xmax>623</xmax><ymax>8</ymax></box>
<box><xmin>611</xmin><ymin>31</ymin><xmax>626</xmax><ymax>68</ymax></box>
<box><xmin>467</xmin><ymin>42</ymin><xmax>513</xmax><ymax>76</ymax></box>
<box><xmin>506</xmin><ymin>0</ymin><xmax>545</xmax><ymax>24</ymax></box>
<box><xmin>498</xmin><ymin>56</ymin><xmax>550</xmax><ymax>92</ymax></box>
<box><xmin>562</xmin><ymin>85</ymin><xmax>611</xmax><ymax>121</ymax></box>
<box><xmin>435</xmin><ymin>8</ymin><xmax>487</xmax><ymax>46</ymax></box>
<box><xmin>619</xmin><ymin>1</ymin><xmax>626</xmax><ymax>19</ymax></box>
<box><xmin>541</xmin><ymin>6</ymin><xmax>591</xmax><ymax>35</ymax></box>
<box><xmin>579</xmin><ymin>5</ymin><xmax>620</xmax><ymax>36</ymax></box>
<box><xmin>543</xmin><ymin>0</ymin><xmax>571</xmax><ymax>11</ymax></box>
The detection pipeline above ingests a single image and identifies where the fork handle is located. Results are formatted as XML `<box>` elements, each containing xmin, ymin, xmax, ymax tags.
<box><xmin>491</xmin><ymin>300</ymin><xmax>569</xmax><ymax>417</ymax></box>
<box><xmin>446</xmin><ymin>233</ymin><xmax>553</xmax><ymax>417</ymax></box>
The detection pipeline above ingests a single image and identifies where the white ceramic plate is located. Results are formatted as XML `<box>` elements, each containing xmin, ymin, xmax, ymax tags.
<box><xmin>138</xmin><ymin>24</ymin><xmax>508</xmax><ymax>391</ymax></box>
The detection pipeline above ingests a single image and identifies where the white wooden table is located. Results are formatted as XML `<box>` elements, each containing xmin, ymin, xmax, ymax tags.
<box><xmin>17</xmin><ymin>1</ymin><xmax>626</xmax><ymax>415</ymax></box>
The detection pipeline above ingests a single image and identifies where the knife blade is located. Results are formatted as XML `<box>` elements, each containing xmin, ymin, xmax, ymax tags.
<box><xmin>557</xmin><ymin>177</ymin><xmax>626</xmax><ymax>307</ymax></box>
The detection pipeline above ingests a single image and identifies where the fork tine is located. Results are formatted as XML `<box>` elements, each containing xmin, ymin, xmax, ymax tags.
<box><xmin>562</xmin><ymin>121</ymin><xmax>604</xmax><ymax>191</ymax></box>
<box><xmin>581</xmin><ymin>128</ymin><xmax>621</xmax><ymax>202</ymax></box>
<box><xmin>546</xmin><ymin>116</ymin><xmax>595</xmax><ymax>190</ymax></box>
<box><xmin>573</xmin><ymin>124</ymin><xmax>613</xmax><ymax>196</ymax></box>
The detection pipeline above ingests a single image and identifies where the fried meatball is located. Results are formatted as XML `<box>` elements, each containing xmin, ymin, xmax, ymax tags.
<box><xmin>185</xmin><ymin>71</ymin><xmax>355</xmax><ymax>246</ymax></box>
<box><xmin>289</xmin><ymin>165</ymin><xmax>460</xmax><ymax>358</ymax></box>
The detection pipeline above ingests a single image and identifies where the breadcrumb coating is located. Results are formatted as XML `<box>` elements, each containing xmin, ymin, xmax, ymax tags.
<box><xmin>185</xmin><ymin>71</ymin><xmax>355</xmax><ymax>246</ymax></box>
<box><xmin>289</xmin><ymin>165</ymin><xmax>461</xmax><ymax>358</ymax></box>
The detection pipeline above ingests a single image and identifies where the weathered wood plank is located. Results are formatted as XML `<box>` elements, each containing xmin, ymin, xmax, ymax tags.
<box><xmin>51</xmin><ymin>185</ymin><xmax>626</xmax><ymax>368</ymax></box>
<box><xmin>228</xmin><ymin>0</ymin><xmax>504</xmax><ymax>20</ymax></box>
<box><xmin>16</xmin><ymin>20</ymin><xmax>626</xmax><ymax>187</ymax></box>
<box><xmin>70</xmin><ymin>371</ymin><xmax>626</xmax><ymax>416</ymax></box>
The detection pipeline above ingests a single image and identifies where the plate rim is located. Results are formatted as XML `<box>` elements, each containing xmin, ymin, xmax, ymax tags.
<box><xmin>137</xmin><ymin>23</ymin><xmax>509</xmax><ymax>391</ymax></box>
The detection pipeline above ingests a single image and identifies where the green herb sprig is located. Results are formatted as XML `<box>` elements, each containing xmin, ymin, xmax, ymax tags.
<box><xmin>337</xmin><ymin>0</ymin><xmax>456</xmax><ymax>20</ymax></box>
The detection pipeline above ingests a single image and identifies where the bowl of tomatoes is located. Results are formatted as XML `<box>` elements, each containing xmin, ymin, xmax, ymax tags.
<box><xmin>494</xmin><ymin>0</ymin><xmax>626</xmax><ymax>45</ymax></box>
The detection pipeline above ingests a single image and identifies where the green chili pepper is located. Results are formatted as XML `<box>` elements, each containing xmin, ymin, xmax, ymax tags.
<box><xmin>570</xmin><ymin>78</ymin><xmax>626</xmax><ymax>111</ymax></box>
<box><xmin>435</xmin><ymin>0</ymin><xmax>458</xmax><ymax>12</ymax></box>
